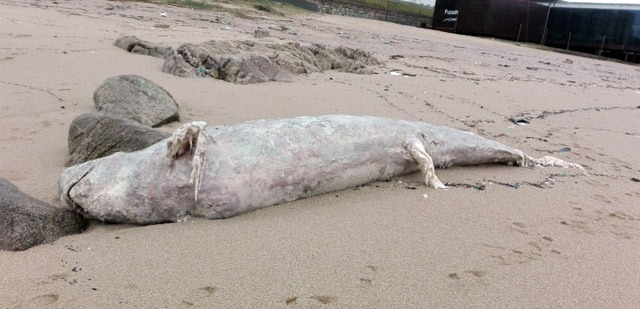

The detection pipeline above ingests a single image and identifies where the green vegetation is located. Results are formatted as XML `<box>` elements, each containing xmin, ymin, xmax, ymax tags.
<box><xmin>123</xmin><ymin>0</ymin><xmax>304</xmax><ymax>17</ymax></box>
<box><xmin>120</xmin><ymin>0</ymin><xmax>432</xmax><ymax>18</ymax></box>
<box><xmin>336</xmin><ymin>0</ymin><xmax>433</xmax><ymax>17</ymax></box>
<box><xmin>131</xmin><ymin>0</ymin><xmax>222</xmax><ymax>10</ymax></box>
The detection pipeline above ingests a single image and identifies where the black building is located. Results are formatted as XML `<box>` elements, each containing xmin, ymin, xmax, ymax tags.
<box><xmin>433</xmin><ymin>0</ymin><xmax>640</xmax><ymax>63</ymax></box>
<box><xmin>545</xmin><ymin>2</ymin><xmax>640</xmax><ymax>62</ymax></box>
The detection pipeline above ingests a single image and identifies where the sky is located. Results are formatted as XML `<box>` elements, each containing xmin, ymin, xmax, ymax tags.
<box><xmin>412</xmin><ymin>0</ymin><xmax>640</xmax><ymax>6</ymax></box>
<box><xmin>563</xmin><ymin>0</ymin><xmax>640</xmax><ymax>2</ymax></box>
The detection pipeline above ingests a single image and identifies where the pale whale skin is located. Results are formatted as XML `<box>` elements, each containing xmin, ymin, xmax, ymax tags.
<box><xmin>59</xmin><ymin>115</ymin><xmax>544</xmax><ymax>224</ymax></box>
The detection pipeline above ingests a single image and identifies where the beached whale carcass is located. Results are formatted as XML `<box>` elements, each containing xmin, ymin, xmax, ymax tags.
<box><xmin>59</xmin><ymin>115</ymin><xmax>583</xmax><ymax>224</ymax></box>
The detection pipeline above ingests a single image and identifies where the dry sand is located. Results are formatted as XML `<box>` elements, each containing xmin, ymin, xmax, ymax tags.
<box><xmin>1</xmin><ymin>0</ymin><xmax>640</xmax><ymax>307</ymax></box>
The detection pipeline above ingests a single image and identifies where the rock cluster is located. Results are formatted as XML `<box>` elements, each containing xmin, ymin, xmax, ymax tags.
<box><xmin>162</xmin><ymin>40</ymin><xmax>381</xmax><ymax>84</ymax></box>
<box><xmin>113</xmin><ymin>35</ymin><xmax>381</xmax><ymax>84</ymax></box>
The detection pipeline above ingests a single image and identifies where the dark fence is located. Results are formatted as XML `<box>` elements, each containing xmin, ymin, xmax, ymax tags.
<box><xmin>433</xmin><ymin>0</ymin><xmax>640</xmax><ymax>63</ymax></box>
<box><xmin>545</xmin><ymin>7</ymin><xmax>640</xmax><ymax>62</ymax></box>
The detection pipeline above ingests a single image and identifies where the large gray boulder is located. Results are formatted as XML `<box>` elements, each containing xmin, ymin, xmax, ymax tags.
<box><xmin>162</xmin><ymin>40</ymin><xmax>381</xmax><ymax>84</ymax></box>
<box><xmin>0</xmin><ymin>179</ymin><xmax>87</xmax><ymax>251</ymax></box>
<box><xmin>93</xmin><ymin>74</ymin><xmax>180</xmax><ymax>127</ymax></box>
<box><xmin>67</xmin><ymin>113</ymin><xmax>171</xmax><ymax>166</ymax></box>
<box><xmin>113</xmin><ymin>35</ymin><xmax>174</xmax><ymax>59</ymax></box>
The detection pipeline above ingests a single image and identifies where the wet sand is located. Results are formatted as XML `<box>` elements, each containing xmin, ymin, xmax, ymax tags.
<box><xmin>1</xmin><ymin>0</ymin><xmax>640</xmax><ymax>307</ymax></box>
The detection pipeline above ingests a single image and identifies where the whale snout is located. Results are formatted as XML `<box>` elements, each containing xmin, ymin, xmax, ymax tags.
<box><xmin>59</xmin><ymin>161</ymin><xmax>96</xmax><ymax>214</ymax></box>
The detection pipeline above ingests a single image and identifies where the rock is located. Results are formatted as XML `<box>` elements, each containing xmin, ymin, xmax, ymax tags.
<box><xmin>254</xmin><ymin>29</ymin><xmax>270</xmax><ymax>38</ymax></box>
<box><xmin>162</xmin><ymin>53</ymin><xmax>200</xmax><ymax>78</ymax></box>
<box><xmin>234</xmin><ymin>53</ymin><xmax>294</xmax><ymax>84</ymax></box>
<box><xmin>113</xmin><ymin>35</ymin><xmax>174</xmax><ymax>59</ymax></box>
<box><xmin>162</xmin><ymin>40</ymin><xmax>381</xmax><ymax>84</ymax></box>
<box><xmin>93</xmin><ymin>74</ymin><xmax>180</xmax><ymax>127</ymax></box>
<box><xmin>268</xmin><ymin>25</ymin><xmax>296</xmax><ymax>34</ymax></box>
<box><xmin>66</xmin><ymin>113</ymin><xmax>171</xmax><ymax>166</ymax></box>
<box><xmin>280</xmin><ymin>25</ymin><xmax>296</xmax><ymax>35</ymax></box>
<box><xmin>0</xmin><ymin>179</ymin><xmax>87</xmax><ymax>251</ymax></box>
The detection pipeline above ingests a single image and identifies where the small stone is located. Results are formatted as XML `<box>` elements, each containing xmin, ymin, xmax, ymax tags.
<box><xmin>254</xmin><ymin>29</ymin><xmax>270</xmax><ymax>38</ymax></box>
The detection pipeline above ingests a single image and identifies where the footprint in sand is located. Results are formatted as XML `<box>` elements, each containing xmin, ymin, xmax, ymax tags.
<box><xmin>527</xmin><ymin>237</ymin><xmax>554</xmax><ymax>256</ymax></box>
<box><xmin>560</xmin><ymin>219</ymin><xmax>596</xmax><ymax>235</ymax></box>
<box><xmin>180</xmin><ymin>286</ymin><xmax>217</xmax><ymax>308</ymax></box>
<box><xmin>607</xmin><ymin>211</ymin><xmax>636</xmax><ymax>221</ymax></box>
<box><xmin>464</xmin><ymin>270</ymin><xmax>487</xmax><ymax>278</ymax></box>
<box><xmin>25</xmin><ymin>294</ymin><xmax>59</xmax><ymax>306</ymax></box>
<box><xmin>448</xmin><ymin>270</ymin><xmax>487</xmax><ymax>280</ymax></box>
<box><xmin>285</xmin><ymin>295</ymin><xmax>337</xmax><ymax>306</ymax></box>
<box><xmin>358</xmin><ymin>265</ymin><xmax>378</xmax><ymax>286</ymax></box>
<box><xmin>623</xmin><ymin>191</ymin><xmax>640</xmax><ymax>198</ymax></box>
<box><xmin>592</xmin><ymin>194</ymin><xmax>614</xmax><ymax>204</ymax></box>
<box><xmin>285</xmin><ymin>296</ymin><xmax>298</xmax><ymax>305</ymax></box>
<box><xmin>605</xmin><ymin>211</ymin><xmax>637</xmax><ymax>240</ymax></box>
<box><xmin>485</xmin><ymin>221</ymin><xmax>559</xmax><ymax>266</ymax></box>
<box><xmin>584</xmin><ymin>178</ymin><xmax>610</xmax><ymax>188</ymax></box>
<box><xmin>511</xmin><ymin>221</ymin><xmax>529</xmax><ymax>235</ymax></box>
<box><xmin>486</xmin><ymin>239</ymin><xmax>555</xmax><ymax>266</ymax></box>
<box><xmin>562</xmin><ymin>209</ymin><xmax>639</xmax><ymax>240</ymax></box>
<box><xmin>42</xmin><ymin>272</ymin><xmax>78</xmax><ymax>286</ymax></box>
<box><xmin>310</xmin><ymin>295</ymin><xmax>337</xmax><ymax>305</ymax></box>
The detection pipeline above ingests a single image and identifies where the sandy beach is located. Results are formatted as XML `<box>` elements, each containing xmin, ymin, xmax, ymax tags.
<box><xmin>1</xmin><ymin>0</ymin><xmax>640</xmax><ymax>307</ymax></box>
